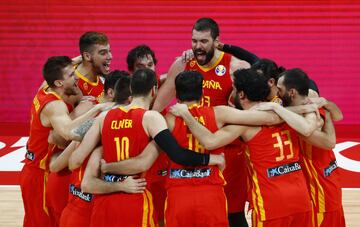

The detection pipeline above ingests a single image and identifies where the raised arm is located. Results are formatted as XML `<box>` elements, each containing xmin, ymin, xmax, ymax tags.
<box><xmin>302</xmin><ymin>110</ymin><xmax>336</xmax><ymax>150</ymax></box>
<box><xmin>152</xmin><ymin>58</ymin><xmax>185</xmax><ymax>112</ymax></box>
<box><xmin>217</xmin><ymin>42</ymin><xmax>259</xmax><ymax>65</ymax></box>
<box><xmin>81</xmin><ymin>146</ymin><xmax>146</xmax><ymax>194</ymax></box>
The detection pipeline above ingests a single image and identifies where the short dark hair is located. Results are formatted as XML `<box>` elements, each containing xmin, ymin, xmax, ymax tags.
<box><xmin>233</xmin><ymin>69</ymin><xmax>270</xmax><ymax>102</ymax></box>
<box><xmin>126</xmin><ymin>45</ymin><xmax>157</xmax><ymax>72</ymax></box>
<box><xmin>43</xmin><ymin>56</ymin><xmax>72</xmax><ymax>88</ymax></box>
<box><xmin>175</xmin><ymin>71</ymin><xmax>203</xmax><ymax>102</ymax></box>
<box><xmin>113</xmin><ymin>73</ymin><xmax>131</xmax><ymax>104</ymax></box>
<box><xmin>130</xmin><ymin>69</ymin><xmax>157</xmax><ymax>97</ymax></box>
<box><xmin>193</xmin><ymin>18</ymin><xmax>219</xmax><ymax>40</ymax></box>
<box><xmin>280</xmin><ymin>68</ymin><xmax>310</xmax><ymax>96</ymax></box>
<box><xmin>79</xmin><ymin>31</ymin><xmax>108</xmax><ymax>55</ymax></box>
<box><xmin>104</xmin><ymin>70</ymin><xmax>130</xmax><ymax>94</ymax></box>
<box><xmin>251</xmin><ymin>58</ymin><xmax>285</xmax><ymax>84</ymax></box>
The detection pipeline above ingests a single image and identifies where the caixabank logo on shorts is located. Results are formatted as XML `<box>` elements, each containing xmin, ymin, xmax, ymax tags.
<box><xmin>170</xmin><ymin>168</ymin><xmax>211</xmax><ymax>179</ymax></box>
<box><xmin>324</xmin><ymin>160</ymin><xmax>338</xmax><ymax>177</ymax></box>
<box><xmin>267</xmin><ymin>162</ymin><xmax>301</xmax><ymax>178</ymax></box>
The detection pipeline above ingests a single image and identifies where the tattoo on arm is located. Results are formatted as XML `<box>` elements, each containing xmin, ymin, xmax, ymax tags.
<box><xmin>73</xmin><ymin>119</ymin><xmax>95</xmax><ymax>139</ymax></box>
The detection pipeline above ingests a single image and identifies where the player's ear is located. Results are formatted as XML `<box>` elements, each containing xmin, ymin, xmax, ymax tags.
<box><xmin>151</xmin><ymin>86</ymin><xmax>157</xmax><ymax>97</ymax></box>
<box><xmin>214</xmin><ymin>37</ymin><xmax>219</xmax><ymax>46</ymax></box>
<box><xmin>238</xmin><ymin>90</ymin><xmax>245</xmax><ymax>99</ymax></box>
<box><xmin>268</xmin><ymin>78</ymin><xmax>276</xmax><ymax>87</ymax></box>
<box><xmin>54</xmin><ymin>80</ymin><xmax>63</xmax><ymax>87</ymax></box>
<box><xmin>107</xmin><ymin>88</ymin><xmax>114</xmax><ymax>99</ymax></box>
<box><xmin>289</xmin><ymin>88</ymin><xmax>297</xmax><ymax>99</ymax></box>
<box><xmin>83</xmin><ymin>51</ymin><xmax>91</xmax><ymax>61</ymax></box>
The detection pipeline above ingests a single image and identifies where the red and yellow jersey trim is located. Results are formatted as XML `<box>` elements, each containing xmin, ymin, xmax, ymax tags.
<box><xmin>302</xmin><ymin>157</ymin><xmax>326</xmax><ymax>213</ymax></box>
<box><xmin>117</xmin><ymin>105</ymin><xmax>143</xmax><ymax>113</ymax></box>
<box><xmin>245</xmin><ymin>147</ymin><xmax>266</xmax><ymax>221</ymax></box>
<box><xmin>142</xmin><ymin>189</ymin><xmax>155</xmax><ymax>227</ymax></box>
<box><xmin>197</xmin><ymin>52</ymin><xmax>225</xmax><ymax>72</ymax></box>
<box><xmin>75</xmin><ymin>68</ymin><xmax>100</xmax><ymax>86</ymax></box>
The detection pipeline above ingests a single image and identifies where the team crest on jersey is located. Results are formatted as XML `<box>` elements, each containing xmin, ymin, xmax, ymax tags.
<box><xmin>190</xmin><ymin>60</ymin><xmax>196</xmax><ymax>68</ymax></box>
<box><xmin>215</xmin><ymin>65</ymin><xmax>226</xmax><ymax>76</ymax></box>
<box><xmin>83</xmin><ymin>82</ymin><xmax>88</xmax><ymax>90</ymax></box>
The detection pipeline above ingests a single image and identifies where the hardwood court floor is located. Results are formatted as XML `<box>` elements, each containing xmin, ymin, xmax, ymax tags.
<box><xmin>0</xmin><ymin>187</ymin><xmax>358</xmax><ymax>227</ymax></box>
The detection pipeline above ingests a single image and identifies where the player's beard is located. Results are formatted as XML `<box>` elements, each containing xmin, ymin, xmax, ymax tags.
<box><xmin>64</xmin><ymin>86</ymin><xmax>78</xmax><ymax>96</ymax></box>
<box><xmin>90</xmin><ymin>58</ymin><xmax>109</xmax><ymax>76</ymax></box>
<box><xmin>234</xmin><ymin>94</ymin><xmax>243</xmax><ymax>110</ymax></box>
<box><xmin>281</xmin><ymin>92</ymin><xmax>292</xmax><ymax>107</ymax></box>
<box><xmin>194</xmin><ymin>47</ymin><xmax>214</xmax><ymax>66</ymax></box>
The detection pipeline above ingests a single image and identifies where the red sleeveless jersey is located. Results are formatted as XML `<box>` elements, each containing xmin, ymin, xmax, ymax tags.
<box><xmin>166</xmin><ymin>104</ymin><xmax>225</xmax><ymax>188</ymax></box>
<box><xmin>245</xmin><ymin>123</ymin><xmax>312</xmax><ymax>221</ymax></box>
<box><xmin>185</xmin><ymin>52</ymin><xmax>233</xmax><ymax>107</ymax></box>
<box><xmin>75</xmin><ymin>67</ymin><xmax>104</xmax><ymax>103</ymax></box>
<box><xmin>300</xmin><ymin>108</ymin><xmax>342</xmax><ymax>213</ymax></box>
<box><xmin>26</xmin><ymin>88</ymin><xmax>62</xmax><ymax>169</ymax></box>
<box><xmin>101</xmin><ymin>106</ymin><xmax>149</xmax><ymax>163</ymax></box>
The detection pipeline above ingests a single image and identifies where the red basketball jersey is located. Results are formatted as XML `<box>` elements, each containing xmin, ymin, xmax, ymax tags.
<box><xmin>75</xmin><ymin>67</ymin><xmax>104</xmax><ymax>103</ymax></box>
<box><xmin>94</xmin><ymin>106</ymin><xmax>155</xmax><ymax>227</ymax></box>
<box><xmin>245</xmin><ymin>123</ymin><xmax>312</xmax><ymax>221</ymax></box>
<box><xmin>185</xmin><ymin>52</ymin><xmax>233</xmax><ymax>107</ymax></box>
<box><xmin>166</xmin><ymin>104</ymin><xmax>225</xmax><ymax>188</ymax></box>
<box><xmin>26</xmin><ymin>87</ymin><xmax>62</xmax><ymax>169</ymax></box>
<box><xmin>101</xmin><ymin>106</ymin><xmax>150</xmax><ymax>163</ymax></box>
<box><xmin>300</xmin><ymin>108</ymin><xmax>342</xmax><ymax>213</ymax></box>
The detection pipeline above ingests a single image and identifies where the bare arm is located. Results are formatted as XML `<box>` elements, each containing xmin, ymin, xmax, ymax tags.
<box><xmin>144</xmin><ymin>110</ymin><xmax>224</xmax><ymax>167</ymax></box>
<box><xmin>254</xmin><ymin>102</ymin><xmax>317</xmax><ymax>137</ymax></box>
<box><xmin>43</xmin><ymin>100</ymin><xmax>109</xmax><ymax>141</ymax></box>
<box><xmin>49</xmin><ymin>141</ymin><xmax>79</xmax><ymax>173</ymax></box>
<box><xmin>169</xmin><ymin>106</ymin><xmax>245</xmax><ymax>150</ymax></box>
<box><xmin>310</xmin><ymin>97</ymin><xmax>343</xmax><ymax>121</ymax></box>
<box><xmin>302</xmin><ymin>111</ymin><xmax>336</xmax><ymax>149</ymax></box>
<box><xmin>68</xmin><ymin>117</ymin><xmax>102</xmax><ymax>170</ymax></box>
<box><xmin>286</xmin><ymin>104</ymin><xmax>319</xmax><ymax>115</ymax></box>
<box><xmin>101</xmin><ymin>141</ymin><xmax>160</xmax><ymax>175</ymax></box>
<box><xmin>229</xmin><ymin>55</ymin><xmax>251</xmax><ymax>75</ymax></box>
<box><xmin>81</xmin><ymin>147</ymin><xmax>146</xmax><ymax>194</ymax></box>
<box><xmin>170</xmin><ymin>103</ymin><xmax>282</xmax><ymax>129</ymax></box>
<box><xmin>152</xmin><ymin>58</ymin><xmax>185</xmax><ymax>112</ymax></box>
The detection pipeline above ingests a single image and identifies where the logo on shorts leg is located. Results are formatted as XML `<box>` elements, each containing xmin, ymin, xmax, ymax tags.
<box><xmin>324</xmin><ymin>160</ymin><xmax>338</xmax><ymax>177</ymax></box>
<box><xmin>215</xmin><ymin>65</ymin><xmax>226</xmax><ymax>76</ymax></box>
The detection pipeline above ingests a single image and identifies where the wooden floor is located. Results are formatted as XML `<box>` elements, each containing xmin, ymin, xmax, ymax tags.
<box><xmin>0</xmin><ymin>187</ymin><xmax>358</xmax><ymax>227</ymax></box>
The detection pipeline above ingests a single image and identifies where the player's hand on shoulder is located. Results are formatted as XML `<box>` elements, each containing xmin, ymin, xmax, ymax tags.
<box><xmin>95</xmin><ymin>102</ymin><xmax>114</xmax><ymax>112</ymax></box>
<box><xmin>252</xmin><ymin>102</ymin><xmax>278</xmax><ymax>111</ymax></box>
<box><xmin>180</xmin><ymin>49</ymin><xmax>194</xmax><ymax>63</ymax></box>
<box><xmin>169</xmin><ymin>103</ymin><xmax>189</xmax><ymax>117</ymax></box>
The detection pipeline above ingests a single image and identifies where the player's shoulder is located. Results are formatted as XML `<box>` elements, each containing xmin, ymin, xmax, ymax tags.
<box><xmin>230</xmin><ymin>55</ymin><xmax>251</xmax><ymax>72</ymax></box>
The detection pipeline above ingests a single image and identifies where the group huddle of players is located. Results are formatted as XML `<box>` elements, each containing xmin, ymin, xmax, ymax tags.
<box><xmin>20</xmin><ymin>17</ymin><xmax>345</xmax><ymax>227</ymax></box>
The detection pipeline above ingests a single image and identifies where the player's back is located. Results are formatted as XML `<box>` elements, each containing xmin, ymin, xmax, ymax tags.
<box><xmin>167</xmin><ymin>104</ymin><xmax>225</xmax><ymax>188</ymax></box>
<box><xmin>90</xmin><ymin>106</ymin><xmax>155</xmax><ymax>227</ymax></box>
<box><xmin>245</xmin><ymin>123</ymin><xmax>312</xmax><ymax>221</ymax></box>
